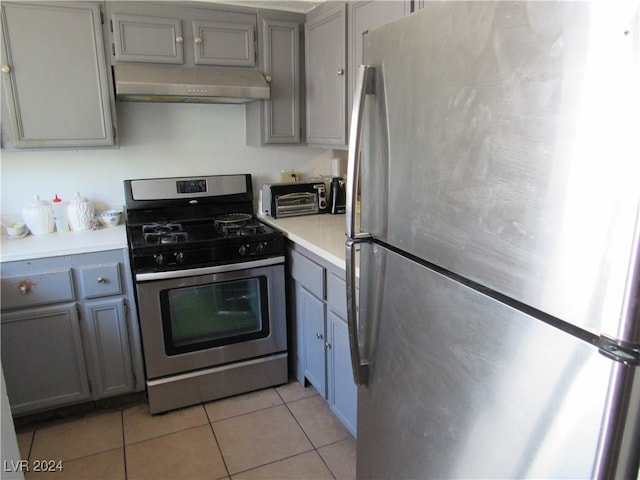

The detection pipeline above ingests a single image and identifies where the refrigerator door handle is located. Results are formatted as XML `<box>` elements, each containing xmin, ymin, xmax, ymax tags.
<box><xmin>346</xmin><ymin>64</ymin><xmax>375</xmax><ymax>240</ymax></box>
<box><xmin>345</xmin><ymin>64</ymin><xmax>376</xmax><ymax>386</ymax></box>
<box><xmin>346</xmin><ymin>237</ymin><xmax>369</xmax><ymax>385</ymax></box>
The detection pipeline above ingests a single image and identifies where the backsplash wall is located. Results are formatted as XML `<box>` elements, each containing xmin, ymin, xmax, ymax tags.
<box><xmin>1</xmin><ymin>102</ymin><xmax>334</xmax><ymax>215</ymax></box>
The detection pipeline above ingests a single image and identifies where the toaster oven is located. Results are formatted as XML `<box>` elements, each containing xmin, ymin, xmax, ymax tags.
<box><xmin>261</xmin><ymin>182</ymin><xmax>327</xmax><ymax>218</ymax></box>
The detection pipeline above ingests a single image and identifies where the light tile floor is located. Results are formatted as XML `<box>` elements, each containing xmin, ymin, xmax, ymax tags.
<box><xmin>15</xmin><ymin>381</ymin><xmax>356</xmax><ymax>480</ymax></box>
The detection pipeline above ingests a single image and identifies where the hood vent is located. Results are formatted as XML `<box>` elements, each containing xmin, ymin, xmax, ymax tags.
<box><xmin>114</xmin><ymin>64</ymin><xmax>270</xmax><ymax>104</ymax></box>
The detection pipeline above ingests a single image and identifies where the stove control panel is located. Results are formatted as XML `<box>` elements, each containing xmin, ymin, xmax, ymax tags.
<box><xmin>134</xmin><ymin>236</ymin><xmax>284</xmax><ymax>273</ymax></box>
<box><xmin>177</xmin><ymin>179</ymin><xmax>207</xmax><ymax>194</ymax></box>
<box><xmin>239</xmin><ymin>242</ymin><xmax>268</xmax><ymax>256</ymax></box>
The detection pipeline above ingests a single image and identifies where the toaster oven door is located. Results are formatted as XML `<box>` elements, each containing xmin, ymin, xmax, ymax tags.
<box><xmin>275</xmin><ymin>192</ymin><xmax>319</xmax><ymax>218</ymax></box>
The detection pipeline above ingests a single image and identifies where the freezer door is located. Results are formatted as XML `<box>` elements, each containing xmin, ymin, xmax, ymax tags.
<box><xmin>359</xmin><ymin>1</ymin><xmax>640</xmax><ymax>341</ymax></box>
<box><xmin>356</xmin><ymin>243</ymin><xmax>639</xmax><ymax>479</ymax></box>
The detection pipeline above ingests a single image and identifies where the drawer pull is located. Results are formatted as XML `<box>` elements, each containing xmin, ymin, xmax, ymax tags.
<box><xmin>316</xmin><ymin>332</ymin><xmax>323</xmax><ymax>340</ymax></box>
<box><xmin>18</xmin><ymin>281</ymin><xmax>33</xmax><ymax>294</ymax></box>
<box><xmin>97</xmin><ymin>277</ymin><xmax>106</xmax><ymax>283</ymax></box>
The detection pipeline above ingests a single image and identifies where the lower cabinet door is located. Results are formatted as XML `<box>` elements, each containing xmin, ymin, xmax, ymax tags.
<box><xmin>82</xmin><ymin>298</ymin><xmax>134</xmax><ymax>399</ymax></box>
<box><xmin>0</xmin><ymin>303</ymin><xmax>91</xmax><ymax>415</ymax></box>
<box><xmin>298</xmin><ymin>284</ymin><xmax>326</xmax><ymax>396</ymax></box>
<box><xmin>328</xmin><ymin>311</ymin><xmax>357</xmax><ymax>436</ymax></box>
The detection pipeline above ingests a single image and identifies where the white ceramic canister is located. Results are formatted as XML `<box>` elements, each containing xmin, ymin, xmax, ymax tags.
<box><xmin>66</xmin><ymin>192</ymin><xmax>94</xmax><ymax>231</ymax></box>
<box><xmin>21</xmin><ymin>195</ymin><xmax>55</xmax><ymax>234</ymax></box>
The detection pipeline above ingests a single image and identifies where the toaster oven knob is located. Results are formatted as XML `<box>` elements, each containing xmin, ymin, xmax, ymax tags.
<box><xmin>239</xmin><ymin>244</ymin><xmax>249</xmax><ymax>256</ymax></box>
<box><xmin>154</xmin><ymin>253</ymin><xmax>166</xmax><ymax>266</ymax></box>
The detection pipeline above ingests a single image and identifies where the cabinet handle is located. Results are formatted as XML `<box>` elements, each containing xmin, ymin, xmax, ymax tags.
<box><xmin>97</xmin><ymin>277</ymin><xmax>106</xmax><ymax>283</ymax></box>
<box><xmin>337</xmin><ymin>68</ymin><xmax>345</xmax><ymax>76</ymax></box>
<box><xmin>19</xmin><ymin>285</ymin><xmax>29</xmax><ymax>294</ymax></box>
<box><xmin>176</xmin><ymin>36</ymin><xmax>184</xmax><ymax>44</ymax></box>
<box><xmin>316</xmin><ymin>332</ymin><xmax>324</xmax><ymax>340</ymax></box>
<box><xmin>194</xmin><ymin>37</ymin><xmax>202</xmax><ymax>45</ymax></box>
<box><xmin>265</xmin><ymin>75</ymin><xmax>272</xmax><ymax>83</ymax></box>
<box><xmin>0</xmin><ymin>65</ymin><xmax>10</xmax><ymax>74</ymax></box>
<box><xmin>325</xmin><ymin>342</ymin><xmax>332</xmax><ymax>349</ymax></box>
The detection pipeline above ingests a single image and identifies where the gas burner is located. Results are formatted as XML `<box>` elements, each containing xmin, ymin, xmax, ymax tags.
<box><xmin>143</xmin><ymin>223</ymin><xmax>189</xmax><ymax>245</ymax></box>
<box><xmin>214</xmin><ymin>213</ymin><xmax>253</xmax><ymax>225</ymax></box>
<box><xmin>220</xmin><ymin>223</ymin><xmax>265</xmax><ymax>237</ymax></box>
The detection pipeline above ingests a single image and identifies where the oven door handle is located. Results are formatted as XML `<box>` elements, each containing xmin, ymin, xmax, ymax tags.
<box><xmin>135</xmin><ymin>256</ymin><xmax>285</xmax><ymax>282</ymax></box>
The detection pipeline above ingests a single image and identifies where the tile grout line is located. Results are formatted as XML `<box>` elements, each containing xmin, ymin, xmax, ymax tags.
<box><xmin>280</xmin><ymin>390</ymin><xmax>339</xmax><ymax>480</ymax></box>
<box><xmin>203</xmin><ymin>403</ymin><xmax>231</xmax><ymax>479</ymax></box>
<box><xmin>22</xmin><ymin>382</ymin><xmax>351</xmax><ymax>479</ymax></box>
<box><xmin>120</xmin><ymin>409</ymin><xmax>129</xmax><ymax>480</ymax></box>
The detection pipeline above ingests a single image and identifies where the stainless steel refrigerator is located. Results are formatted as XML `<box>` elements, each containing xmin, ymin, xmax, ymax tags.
<box><xmin>345</xmin><ymin>2</ymin><xmax>640</xmax><ymax>478</ymax></box>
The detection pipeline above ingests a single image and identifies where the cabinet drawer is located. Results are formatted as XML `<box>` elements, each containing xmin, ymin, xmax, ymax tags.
<box><xmin>290</xmin><ymin>249</ymin><xmax>325</xmax><ymax>299</ymax></box>
<box><xmin>327</xmin><ymin>272</ymin><xmax>347</xmax><ymax>319</ymax></box>
<box><xmin>79</xmin><ymin>264</ymin><xmax>122</xmax><ymax>299</ymax></box>
<box><xmin>1</xmin><ymin>270</ymin><xmax>74</xmax><ymax>310</ymax></box>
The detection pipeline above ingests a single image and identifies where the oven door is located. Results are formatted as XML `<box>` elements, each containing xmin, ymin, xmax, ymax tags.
<box><xmin>135</xmin><ymin>257</ymin><xmax>286</xmax><ymax>379</ymax></box>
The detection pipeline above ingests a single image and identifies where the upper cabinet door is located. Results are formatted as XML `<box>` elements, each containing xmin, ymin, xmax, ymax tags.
<box><xmin>261</xmin><ymin>19</ymin><xmax>301</xmax><ymax>143</ymax></box>
<box><xmin>305</xmin><ymin>4</ymin><xmax>347</xmax><ymax>147</ymax></box>
<box><xmin>192</xmin><ymin>20</ymin><xmax>256</xmax><ymax>66</ymax></box>
<box><xmin>347</xmin><ymin>1</ymin><xmax>407</xmax><ymax>127</ymax></box>
<box><xmin>112</xmin><ymin>14</ymin><xmax>184</xmax><ymax>64</ymax></box>
<box><xmin>0</xmin><ymin>1</ymin><xmax>116</xmax><ymax>148</ymax></box>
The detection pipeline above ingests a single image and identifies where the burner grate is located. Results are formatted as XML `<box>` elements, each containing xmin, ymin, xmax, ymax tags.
<box><xmin>142</xmin><ymin>223</ymin><xmax>189</xmax><ymax>245</ymax></box>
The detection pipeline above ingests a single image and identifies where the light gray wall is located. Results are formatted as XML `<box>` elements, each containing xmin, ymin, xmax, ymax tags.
<box><xmin>1</xmin><ymin>102</ymin><xmax>336</xmax><ymax>217</ymax></box>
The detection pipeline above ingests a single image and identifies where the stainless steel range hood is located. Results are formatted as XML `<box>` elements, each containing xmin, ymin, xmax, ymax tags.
<box><xmin>114</xmin><ymin>64</ymin><xmax>270</xmax><ymax>104</ymax></box>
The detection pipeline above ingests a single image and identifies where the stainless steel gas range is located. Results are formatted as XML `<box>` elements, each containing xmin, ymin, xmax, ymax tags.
<box><xmin>124</xmin><ymin>174</ymin><xmax>288</xmax><ymax>414</ymax></box>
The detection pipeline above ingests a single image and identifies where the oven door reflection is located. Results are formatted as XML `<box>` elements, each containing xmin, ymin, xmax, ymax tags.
<box><xmin>162</xmin><ymin>277</ymin><xmax>269</xmax><ymax>355</ymax></box>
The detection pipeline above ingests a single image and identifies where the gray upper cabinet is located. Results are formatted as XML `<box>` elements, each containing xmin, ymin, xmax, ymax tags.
<box><xmin>347</xmin><ymin>1</ymin><xmax>407</xmax><ymax>127</ymax></box>
<box><xmin>305</xmin><ymin>3</ymin><xmax>347</xmax><ymax>147</ymax></box>
<box><xmin>193</xmin><ymin>20</ymin><xmax>255</xmax><ymax>66</ymax></box>
<box><xmin>304</xmin><ymin>1</ymin><xmax>408</xmax><ymax>148</ymax></box>
<box><xmin>108</xmin><ymin>3</ymin><xmax>257</xmax><ymax>68</ymax></box>
<box><xmin>0</xmin><ymin>1</ymin><xmax>116</xmax><ymax>148</ymax></box>
<box><xmin>111</xmin><ymin>14</ymin><xmax>184</xmax><ymax>64</ymax></box>
<box><xmin>246</xmin><ymin>12</ymin><xmax>303</xmax><ymax>146</ymax></box>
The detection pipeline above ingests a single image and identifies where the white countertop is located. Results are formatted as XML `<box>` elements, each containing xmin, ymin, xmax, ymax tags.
<box><xmin>0</xmin><ymin>216</ymin><xmax>350</xmax><ymax>268</ymax></box>
<box><xmin>0</xmin><ymin>225</ymin><xmax>128</xmax><ymax>262</ymax></box>
<box><xmin>259</xmin><ymin>214</ymin><xmax>348</xmax><ymax>270</ymax></box>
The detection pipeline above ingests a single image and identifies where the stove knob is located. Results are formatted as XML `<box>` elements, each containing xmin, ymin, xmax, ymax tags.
<box><xmin>255</xmin><ymin>242</ymin><xmax>265</xmax><ymax>254</ymax></box>
<box><xmin>174</xmin><ymin>252</ymin><xmax>185</xmax><ymax>264</ymax></box>
<box><xmin>239</xmin><ymin>244</ymin><xmax>249</xmax><ymax>256</ymax></box>
<box><xmin>154</xmin><ymin>254</ymin><xmax>166</xmax><ymax>266</ymax></box>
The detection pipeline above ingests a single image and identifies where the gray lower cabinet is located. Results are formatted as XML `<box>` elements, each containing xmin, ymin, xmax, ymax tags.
<box><xmin>326</xmin><ymin>271</ymin><xmax>357</xmax><ymax>436</ymax></box>
<box><xmin>297</xmin><ymin>283</ymin><xmax>326</xmax><ymax>394</ymax></box>
<box><xmin>0</xmin><ymin>1</ymin><xmax>116</xmax><ymax>148</ymax></box>
<box><xmin>0</xmin><ymin>249</ymin><xmax>144</xmax><ymax>416</ymax></box>
<box><xmin>288</xmin><ymin>243</ymin><xmax>357</xmax><ymax>436</ymax></box>
<box><xmin>81</xmin><ymin>298</ymin><xmax>134</xmax><ymax>399</ymax></box>
<box><xmin>1</xmin><ymin>303</ymin><xmax>92</xmax><ymax>415</ymax></box>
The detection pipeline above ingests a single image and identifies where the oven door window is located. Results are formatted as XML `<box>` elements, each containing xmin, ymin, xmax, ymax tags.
<box><xmin>160</xmin><ymin>277</ymin><xmax>269</xmax><ymax>355</ymax></box>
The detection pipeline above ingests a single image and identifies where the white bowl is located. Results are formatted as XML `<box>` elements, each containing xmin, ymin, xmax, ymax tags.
<box><xmin>6</xmin><ymin>223</ymin><xmax>26</xmax><ymax>236</ymax></box>
<box><xmin>97</xmin><ymin>210</ymin><xmax>122</xmax><ymax>228</ymax></box>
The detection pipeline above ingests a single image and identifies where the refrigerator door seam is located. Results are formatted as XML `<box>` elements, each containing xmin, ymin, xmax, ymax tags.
<box><xmin>373</xmin><ymin>237</ymin><xmax>640</xmax><ymax>365</ymax></box>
